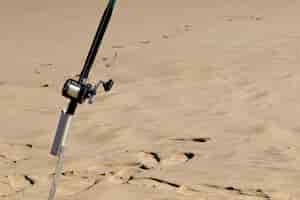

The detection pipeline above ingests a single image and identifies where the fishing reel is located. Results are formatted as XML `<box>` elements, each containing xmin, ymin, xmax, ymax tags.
<box><xmin>62</xmin><ymin>79</ymin><xmax>113</xmax><ymax>104</ymax></box>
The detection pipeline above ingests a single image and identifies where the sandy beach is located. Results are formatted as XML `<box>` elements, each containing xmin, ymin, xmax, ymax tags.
<box><xmin>1</xmin><ymin>0</ymin><xmax>300</xmax><ymax>199</ymax></box>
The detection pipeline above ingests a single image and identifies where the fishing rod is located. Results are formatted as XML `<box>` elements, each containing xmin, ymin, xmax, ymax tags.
<box><xmin>48</xmin><ymin>0</ymin><xmax>117</xmax><ymax>199</ymax></box>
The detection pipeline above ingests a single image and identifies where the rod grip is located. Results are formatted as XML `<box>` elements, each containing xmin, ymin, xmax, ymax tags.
<box><xmin>50</xmin><ymin>110</ymin><xmax>72</xmax><ymax>156</ymax></box>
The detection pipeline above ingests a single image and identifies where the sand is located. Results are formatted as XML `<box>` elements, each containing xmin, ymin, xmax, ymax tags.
<box><xmin>1</xmin><ymin>0</ymin><xmax>300</xmax><ymax>199</ymax></box>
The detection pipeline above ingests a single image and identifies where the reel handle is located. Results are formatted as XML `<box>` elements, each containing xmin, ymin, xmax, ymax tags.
<box><xmin>88</xmin><ymin>79</ymin><xmax>114</xmax><ymax>104</ymax></box>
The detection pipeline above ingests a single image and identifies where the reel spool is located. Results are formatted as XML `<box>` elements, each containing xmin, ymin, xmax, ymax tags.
<box><xmin>62</xmin><ymin>79</ymin><xmax>114</xmax><ymax>104</ymax></box>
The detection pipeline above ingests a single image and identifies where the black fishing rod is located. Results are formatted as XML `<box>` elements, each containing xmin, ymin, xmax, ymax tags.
<box><xmin>65</xmin><ymin>0</ymin><xmax>116</xmax><ymax>115</ymax></box>
<box><xmin>48</xmin><ymin>1</ymin><xmax>117</xmax><ymax>199</ymax></box>
<box><xmin>79</xmin><ymin>0</ymin><xmax>116</xmax><ymax>83</ymax></box>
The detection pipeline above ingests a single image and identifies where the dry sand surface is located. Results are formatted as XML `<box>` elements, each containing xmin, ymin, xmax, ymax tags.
<box><xmin>1</xmin><ymin>0</ymin><xmax>300</xmax><ymax>199</ymax></box>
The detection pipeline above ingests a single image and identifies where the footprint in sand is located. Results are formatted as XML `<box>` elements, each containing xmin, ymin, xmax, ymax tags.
<box><xmin>139</xmin><ymin>40</ymin><xmax>151</xmax><ymax>45</ymax></box>
<box><xmin>0</xmin><ymin>143</ymin><xmax>33</xmax><ymax>164</ymax></box>
<box><xmin>98</xmin><ymin>151</ymin><xmax>198</xmax><ymax>196</ymax></box>
<box><xmin>25</xmin><ymin>144</ymin><xmax>33</xmax><ymax>149</ymax></box>
<box><xmin>0</xmin><ymin>177</ymin><xmax>12</xmax><ymax>198</ymax></box>
<box><xmin>5</xmin><ymin>175</ymin><xmax>35</xmax><ymax>194</ymax></box>
<box><xmin>137</xmin><ymin>151</ymin><xmax>195</xmax><ymax>168</ymax></box>
<box><xmin>107</xmin><ymin>167</ymin><xmax>141</xmax><ymax>184</ymax></box>
<box><xmin>0</xmin><ymin>175</ymin><xmax>36</xmax><ymax>199</ymax></box>
<box><xmin>39</xmin><ymin>63</ymin><xmax>53</xmax><ymax>67</ymax></box>
<box><xmin>183</xmin><ymin>24</ymin><xmax>193</xmax><ymax>32</ymax></box>
<box><xmin>41</xmin><ymin>83</ymin><xmax>49</xmax><ymax>88</ymax></box>
<box><xmin>102</xmin><ymin>52</ymin><xmax>118</xmax><ymax>68</ymax></box>
<box><xmin>223</xmin><ymin>15</ymin><xmax>263</xmax><ymax>22</ymax></box>
<box><xmin>56</xmin><ymin>176</ymin><xmax>94</xmax><ymax>196</ymax></box>
<box><xmin>61</xmin><ymin>170</ymin><xmax>76</xmax><ymax>177</ymax></box>
<box><xmin>34</xmin><ymin>69</ymin><xmax>41</xmax><ymax>74</ymax></box>
<box><xmin>137</xmin><ymin>151</ymin><xmax>160</xmax><ymax>170</ymax></box>
<box><xmin>203</xmin><ymin>184</ymin><xmax>271</xmax><ymax>199</ymax></box>
<box><xmin>111</xmin><ymin>40</ymin><xmax>152</xmax><ymax>50</ymax></box>
<box><xmin>162</xmin><ymin>34</ymin><xmax>170</xmax><ymax>39</ymax></box>
<box><xmin>172</xmin><ymin>137</ymin><xmax>211</xmax><ymax>143</ymax></box>
<box><xmin>0</xmin><ymin>81</ymin><xmax>7</xmax><ymax>86</ymax></box>
<box><xmin>48</xmin><ymin>168</ymin><xmax>108</xmax><ymax>196</ymax></box>
<box><xmin>162</xmin><ymin>24</ymin><xmax>193</xmax><ymax>39</ymax></box>
<box><xmin>128</xmin><ymin>176</ymin><xmax>200</xmax><ymax>196</ymax></box>
<box><xmin>34</xmin><ymin>63</ymin><xmax>54</xmax><ymax>75</ymax></box>
<box><xmin>128</xmin><ymin>177</ymin><xmax>180</xmax><ymax>191</ymax></box>
<box><xmin>247</xmin><ymin>89</ymin><xmax>269</xmax><ymax>102</ymax></box>
<box><xmin>161</xmin><ymin>152</ymin><xmax>195</xmax><ymax>166</ymax></box>
<box><xmin>112</xmin><ymin>45</ymin><xmax>125</xmax><ymax>49</ymax></box>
